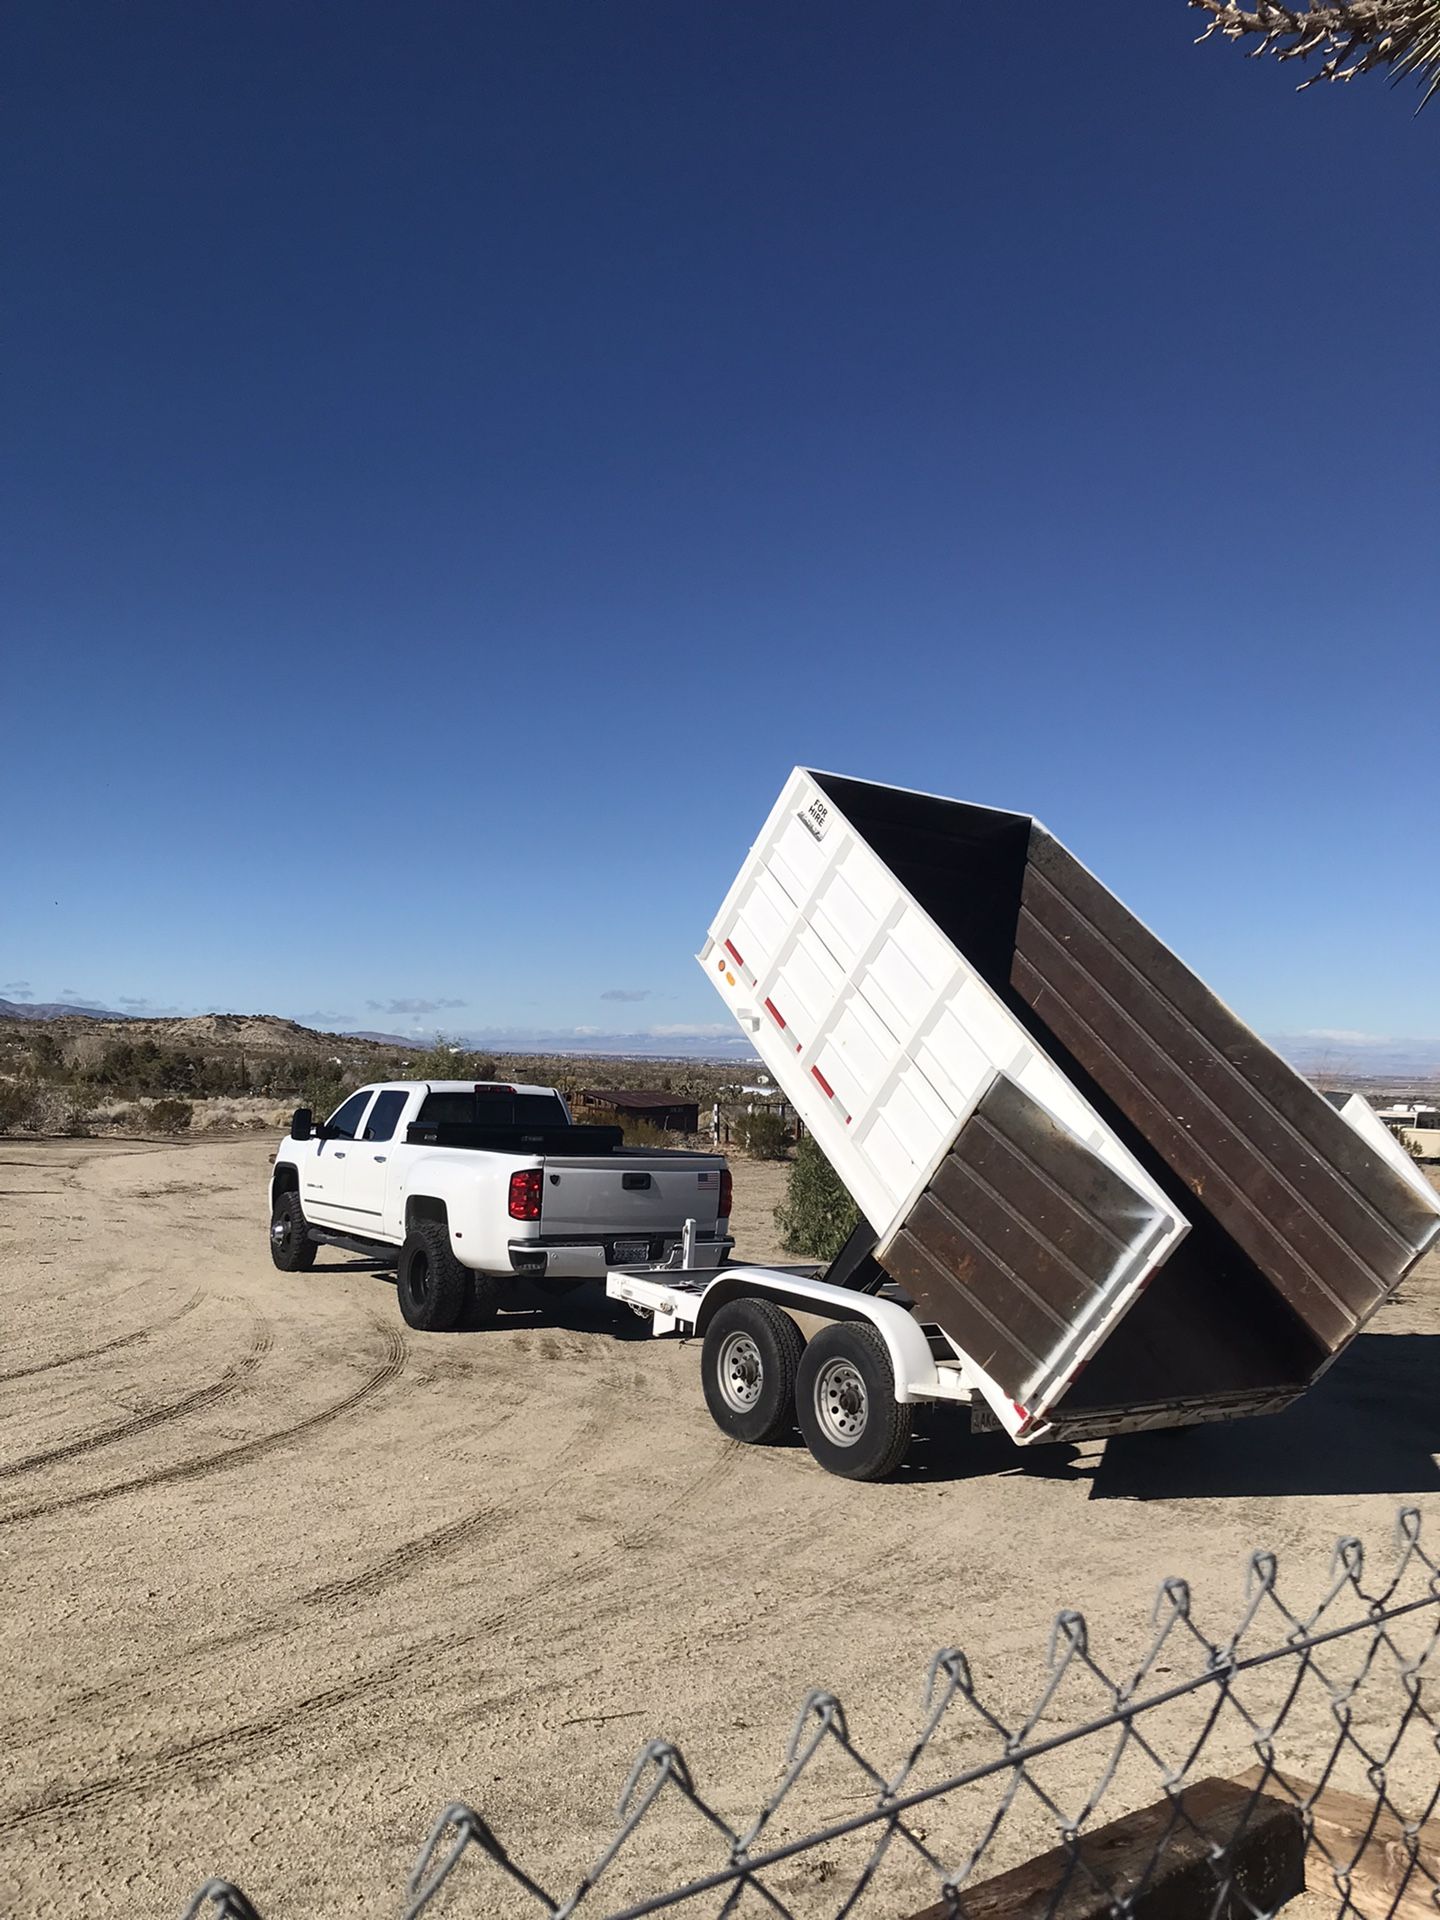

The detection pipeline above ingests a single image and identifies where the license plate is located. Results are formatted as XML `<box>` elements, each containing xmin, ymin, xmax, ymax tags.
<box><xmin>614</xmin><ymin>1237</ymin><xmax>650</xmax><ymax>1264</ymax></box>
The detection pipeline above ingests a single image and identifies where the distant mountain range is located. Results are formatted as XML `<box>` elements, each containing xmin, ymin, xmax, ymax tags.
<box><xmin>1269</xmin><ymin>1032</ymin><xmax>1440</xmax><ymax>1082</ymax></box>
<box><xmin>0</xmin><ymin>1000</ymin><xmax>756</xmax><ymax>1062</ymax></box>
<box><xmin>0</xmin><ymin>997</ymin><xmax>129</xmax><ymax>1023</ymax></box>
<box><xmin>2</xmin><ymin>995</ymin><xmax>1435</xmax><ymax>1078</ymax></box>
<box><xmin>438</xmin><ymin>1028</ymin><xmax>759</xmax><ymax>1062</ymax></box>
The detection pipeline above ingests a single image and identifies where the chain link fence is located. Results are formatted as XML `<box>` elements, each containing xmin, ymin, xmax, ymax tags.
<box><xmin>183</xmin><ymin>1506</ymin><xmax>1440</xmax><ymax>1920</ymax></box>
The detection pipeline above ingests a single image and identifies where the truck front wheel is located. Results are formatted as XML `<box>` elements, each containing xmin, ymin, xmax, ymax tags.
<box><xmin>795</xmin><ymin>1322</ymin><xmax>913</xmax><ymax>1481</ymax></box>
<box><xmin>701</xmin><ymin>1299</ymin><xmax>802</xmax><ymax>1444</ymax></box>
<box><xmin>397</xmin><ymin>1220</ymin><xmax>474</xmax><ymax>1331</ymax></box>
<box><xmin>270</xmin><ymin>1191</ymin><xmax>317</xmax><ymax>1272</ymax></box>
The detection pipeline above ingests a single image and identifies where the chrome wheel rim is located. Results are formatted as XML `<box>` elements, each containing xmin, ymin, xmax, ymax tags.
<box><xmin>717</xmin><ymin>1331</ymin><xmax>764</xmax><ymax>1412</ymax></box>
<box><xmin>814</xmin><ymin>1358</ymin><xmax>867</xmax><ymax>1446</ymax></box>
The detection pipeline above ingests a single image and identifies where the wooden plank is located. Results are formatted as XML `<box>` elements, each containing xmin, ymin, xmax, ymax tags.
<box><xmin>1237</xmin><ymin>1766</ymin><xmax>1440</xmax><ymax>1920</ymax></box>
<box><xmin>1019</xmin><ymin>878</ymin><xmax>1411</xmax><ymax>1289</ymax></box>
<box><xmin>1012</xmin><ymin>936</ymin><xmax>1364</xmax><ymax>1351</ymax></box>
<box><xmin>907</xmin><ymin>1773</ymin><xmax>1304</xmax><ymax>1920</ymax></box>
<box><xmin>1023</xmin><ymin>833</ymin><xmax>1438</xmax><ymax>1251</ymax></box>
<box><xmin>926</xmin><ymin>1160</ymin><xmax>1095</xmax><ymax>1331</ymax></box>
<box><xmin>1013</xmin><ymin>833</ymin><xmax>1437</xmax><ymax>1353</ymax></box>
<box><xmin>939</xmin><ymin>1117</ymin><xmax>1135</xmax><ymax>1274</ymax></box>
<box><xmin>886</xmin><ymin>1076</ymin><xmax>1168</xmax><ymax>1401</ymax></box>
<box><xmin>883</xmin><ymin>1223</ymin><xmax>1043</xmax><ymax>1395</ymax></box>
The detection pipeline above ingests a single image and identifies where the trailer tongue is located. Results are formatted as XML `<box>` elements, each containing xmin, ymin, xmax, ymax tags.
<box><xmin>606</xmin><ymin>769</ymin><xmax>1440</xmax><ymax>1478</ymax></box>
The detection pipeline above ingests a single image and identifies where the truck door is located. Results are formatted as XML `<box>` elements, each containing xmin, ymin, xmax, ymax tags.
<box><xmin>304</xmin><ymin>1089</ymin><xmax>374</xmax><ymax>1227</ymax></box>
<box><xmin>346</xmin><ymin>1088</ymin><xmax>410</xmax><ymax>1235</ymax></box>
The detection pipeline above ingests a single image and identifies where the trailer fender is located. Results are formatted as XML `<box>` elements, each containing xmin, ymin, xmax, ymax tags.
<box><xmin>692</xmin><ymin>1267</ymin><xmax>936</xmax><ymax>1403</ymax></box>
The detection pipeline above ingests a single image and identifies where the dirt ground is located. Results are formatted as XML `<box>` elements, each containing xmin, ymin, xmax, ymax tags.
<box><xmin>3</xmin><ymin>1138</ymin><xmax>1440</xmax><ymax>1918</ymax></box>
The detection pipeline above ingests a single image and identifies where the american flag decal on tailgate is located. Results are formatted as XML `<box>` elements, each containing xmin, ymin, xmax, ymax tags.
<box><xmin>697</xmin><ymin>1171</ymin><xmax>717</xmax><ymax>1186</ymax></box>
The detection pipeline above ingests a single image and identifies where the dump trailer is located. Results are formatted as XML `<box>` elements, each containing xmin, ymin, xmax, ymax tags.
<box><xmin>606</xmin><ymin>769</ymin><xmax>1440</xmax><ymax>1480</ymax></box>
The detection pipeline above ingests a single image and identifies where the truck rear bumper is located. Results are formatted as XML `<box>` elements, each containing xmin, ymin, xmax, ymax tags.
<box><xmin>508</xmin><ymin>1234</ymin><xmax>732</xmax><ymax>1280</ymax></box>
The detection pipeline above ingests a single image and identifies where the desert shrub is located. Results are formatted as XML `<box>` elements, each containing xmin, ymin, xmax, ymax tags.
<box><xmin>579</xmin><ymin>1105</ymin><xmax>671</xmax><ymax>1148</ymax></box>
<box><xmin>143</xmin><ymin>1098</ymin><xmax>194</xmax><ymax>1133</ymax></box>
<box><xmin>739</xmin><ymin>1109</ymin><xmax>791</xmax><ymax>1160</ymax></box>
<box><xmin>0</xmin><ymin>1080</ymin><xmax>38</xmax><ymax>1132</ymax></box>
<box><xmin>407</xmin><ymin>1037</ymin><xmax>500</xmax><ymax>1081</ymax></box>
<box><xmin>775</xmin><ymin>1133</ymin><xmax>861</xmax><ymax>1260</ymax></box>
<box><xmin>73</xmin><ymin>1039</ymin><xmax>252</xmax><ymax>1101</ymax></box>
<box><xmin>24</xmin><ymin>1034</ymin><xmax>66</xmax><ymax>1081</ymax></box>
<box><xmin>15</xmin><ymin>1085</ymin><xmax>94</xmax><ymax>1135</ymax></box>
<box><xmin>295</xmin><ymin>1066</ymin><xmax>347</xmax><ymax>1117</ymax></box>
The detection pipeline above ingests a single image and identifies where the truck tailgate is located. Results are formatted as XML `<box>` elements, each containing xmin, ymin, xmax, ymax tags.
<box><xmin>539</xmin><ymin>1156</ymin><xmax>723</xmax><ymax>1239</ymax></box>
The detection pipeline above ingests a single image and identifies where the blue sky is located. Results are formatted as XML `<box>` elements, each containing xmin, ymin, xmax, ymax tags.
<box><xmin>5</xmin><ymin>3</ymin><xmax>1437</xmax><ymax>1062</ymax></box>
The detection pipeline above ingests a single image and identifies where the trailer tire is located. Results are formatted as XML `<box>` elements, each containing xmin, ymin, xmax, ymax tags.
<box><xmin>269</xmin><ymin>1191</ymin><xmax>317</xmax><ymax>1272</ymax></box>
<box><xmin>796</xmin><ymin>1323</ymin><xmax>913</xmax><ymax>1481</ymax></box>
<box><xmin>397</xmin><ymin>1220</ymin><xmax>472</xmax><ymax>1331</ymax></box>
<box><xmin>701</xmin><ymin>1299</ymin><xmax>803</xmax><ymax>1445</ymax></box>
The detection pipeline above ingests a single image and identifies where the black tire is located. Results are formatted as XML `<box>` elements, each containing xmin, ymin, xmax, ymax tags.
<box><xmin>467</xmin><ymin>1268</ymin><xmax>501</xmax><ymax>1329</ymax></box>
<box><xmin>396</xmin><ymin>1219</ymin><xmax>473</xmax><ymax>1331</ymax></box>
<box><xmin>701</xmin><ymin>1298</ymin><xmax>804</xmax><ymax>1444</ymax></box>
<box><xmin>795</xmin><ymin>1322</ymin><xmax>913</xmax><ymax>1481</ymax></box>
<box><xmin>269</xmin><ymin>1190</ymin><xmax>317</xmax><ymax>1272</ymax></box>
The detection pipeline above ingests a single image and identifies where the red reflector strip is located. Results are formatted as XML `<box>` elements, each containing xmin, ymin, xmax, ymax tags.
<box><xmin>724</xmin><ymin>939</ymin><xmax>745</xmax><ymax>967</ymax></box>
<box><xmin>1012</xmin><ymin>1401</ymin><xmax>1029</xmax><ymax>1424</ymax></box>
<box><xmin>811</xmin><ymin>1066</ymin><xmax>835</xmax><ymax>1100</ymax></box>
<box><xmin>763</xmin><ymin>998</ymin><xmax>786</xmax><ymax>1029</ymax></box>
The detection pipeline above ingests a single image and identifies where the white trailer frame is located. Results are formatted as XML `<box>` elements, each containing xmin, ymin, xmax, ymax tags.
<box><xmin>607</xmin><ymin>1263</ymin><xmax>968</xmax><ymax>1403</ymax></box>
<box><xmin>603</xmin><ymin>1252</ymin><xmax>1294</xmax><ymax>1466</ymax></box>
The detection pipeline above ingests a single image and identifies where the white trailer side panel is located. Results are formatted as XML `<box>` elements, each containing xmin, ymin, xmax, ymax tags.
<box><xmin>700</xmin><ymin>769</ymin><xmax>1189</xmax><ymax>1437</ymax></box>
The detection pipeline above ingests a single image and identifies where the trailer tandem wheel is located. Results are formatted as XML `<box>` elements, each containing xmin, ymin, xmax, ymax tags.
<box><xmin>795</xmin><ymin>1323</ymin><xmax>913</xmax><ymax>1481</ymax></box>
<box><xmin>701</xmin><ymin>1299</ymin><xmax>803</xmax><ymax>1445</ymax></box>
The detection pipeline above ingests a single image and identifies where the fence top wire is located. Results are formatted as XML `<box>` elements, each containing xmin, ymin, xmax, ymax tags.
<box><xmin>177</xmin><ymin>1505</ymin><xmax>1440</xmax><ymax>1920</ymax></box>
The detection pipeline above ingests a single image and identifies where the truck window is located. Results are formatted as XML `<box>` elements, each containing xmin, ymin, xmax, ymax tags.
<box><xmin>363</xmin><ymin>1090</ymin><xmax>409</xmax><ymax>1142</ymax></box>
<box><xmin>417</xmin><ymin>1090</ymin><xmax>569</xmax><ymax>1129</ymax></box>
<box><xmin>324</xmin><ymin>1091</ymin><xmax>373</xmax><ymax>1141</ymax></box>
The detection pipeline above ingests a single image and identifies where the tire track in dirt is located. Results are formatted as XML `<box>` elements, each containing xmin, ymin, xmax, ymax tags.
<box><xmin>0</xmin><ymin>1323</ymin><xmax>408</xmax><ymax>1528</ymax></box>
<box><xmin>0</xmin><ymin>1431</ymin><xmax>743</xmax><ymax>1832</ymax></box>
<box><xmin>0</xmin><ymin>1312</ymin><xmax>272</xmax><ymax>1482</ymax></box>
<box><xmin>0</xmin><ymin>1291</ymin><xmax>204</xmax><ymax>1388</ymax></box>
<box><xmin>0</xmin><ymin>1391</ymin><xmax>597</xmax><ymax>1744</ymax></box>
<box><xmin>282</xmin><ymin>1373</ymin><xmax>623</xmax><ymax>1617</ymax></box>
<box><xmin>295</xmin><ymin>1405</ymin><xmax>532</xmax><ymax>1612</ymax></box>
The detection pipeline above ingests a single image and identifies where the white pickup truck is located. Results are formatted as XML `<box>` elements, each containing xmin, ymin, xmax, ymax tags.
<box><xmin>268</xmin><ymin>1080</ymin><xmax>732</xmax><ymax>1330</ymax></box>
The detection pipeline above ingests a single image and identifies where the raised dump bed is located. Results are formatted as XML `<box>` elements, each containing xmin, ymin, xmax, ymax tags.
<box><xmin>699</xmin><ymin>769</ymin><xmax>1440</xmax><ymax>1446</ymax></box>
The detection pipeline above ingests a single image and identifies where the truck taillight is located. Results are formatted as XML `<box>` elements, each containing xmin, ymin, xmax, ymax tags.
<box><xmin>719</xmin><ymin>1169</ymin><xmax>732</xmax><ymax>1220</ymax></box>
<box><xmin>508</xmin><ymin>1169</ymin><xmax>543</xmax><ymax>1221</ymax></box>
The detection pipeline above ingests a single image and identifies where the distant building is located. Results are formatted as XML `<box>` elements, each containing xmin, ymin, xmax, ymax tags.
<box><xmin>1323</xmin><ymin>1091</ymin><xmax>1440</xmax><ymax>1166</ymax></box>
<box><xmin>576</xmin><ymin>1089</ymin><xmax>700</xmax><ymax>1133</ymax></box>
<box><xmin>1375</xmin><ymin>1102</ymin><xmax>1440</xmax><ymax>1131</ymax></box>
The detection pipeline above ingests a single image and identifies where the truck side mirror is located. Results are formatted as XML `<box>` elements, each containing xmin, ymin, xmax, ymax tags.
<box><xmin>290</xmin><ymin>1107</ymin><xmax>314</xmax><ymax>1141</ymax></box>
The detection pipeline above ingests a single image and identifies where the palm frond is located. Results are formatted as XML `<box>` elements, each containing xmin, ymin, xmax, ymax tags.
<box><xmin>1190</xmin><ymin>0</ymin><xmax>1440</xmax><ymax>104</ymax></box>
